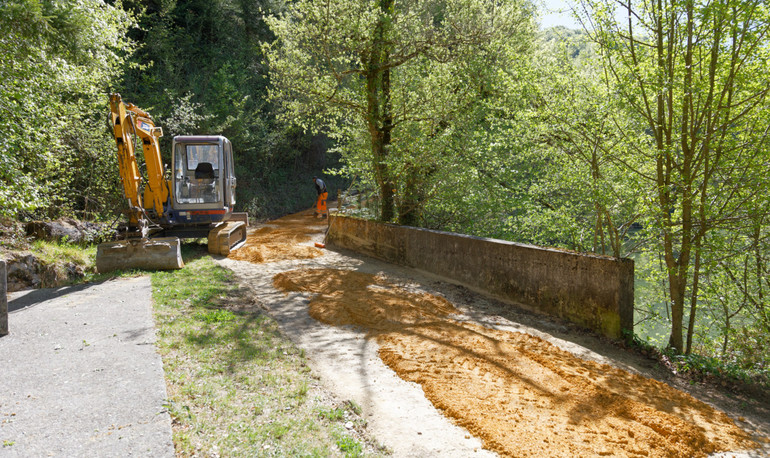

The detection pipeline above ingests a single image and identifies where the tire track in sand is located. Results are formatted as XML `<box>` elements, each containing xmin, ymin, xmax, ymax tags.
<box><xmin>227</xmin><ymin>212</ymin><xmax>326</xmax><ymax>263</ymax></box>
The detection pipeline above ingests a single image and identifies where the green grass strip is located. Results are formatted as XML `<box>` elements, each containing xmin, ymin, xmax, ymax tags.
<box><xmin>151</xmin><ymin>251</ymin><xmax>383</xmax><ymax>457</ymax></box>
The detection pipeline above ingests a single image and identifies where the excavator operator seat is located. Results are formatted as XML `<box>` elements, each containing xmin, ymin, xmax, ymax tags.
<box><xmin>194</xmin><ymin>162</ymin><xmax>216</xmax><ymax>179</ymax></box>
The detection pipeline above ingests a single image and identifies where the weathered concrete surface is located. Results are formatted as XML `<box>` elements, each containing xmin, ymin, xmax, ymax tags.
<box><xmin>326</xmin><ymin>215</ymin><xmax>634</xmax><ymax>339</ymax></box>
<box><xmin>0</xmin><ymin>277</ymin><xmax>174</xmax><ymax>457</ymax></box>
<box><xmin>1</xmin><ymin>260</ymin><xmax>7</xmax><ymax>336</ymax></box>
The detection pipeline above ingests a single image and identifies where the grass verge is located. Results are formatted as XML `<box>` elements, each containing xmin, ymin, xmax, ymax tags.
<box><xmin>151</xmin><ymin>246</ymin><xmax>386</xmax><ymax>457</ymax></box>
<box><xmin>29</xmin><ymin>239</ymin><xmax>96</xmax><ymax>266</ymax></box>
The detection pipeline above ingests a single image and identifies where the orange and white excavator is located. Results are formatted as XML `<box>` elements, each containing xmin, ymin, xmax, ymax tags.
<box><xmin>96</xmin><ymin>93</ymin><xmax>247</xmax><ymax>273</ymax></box>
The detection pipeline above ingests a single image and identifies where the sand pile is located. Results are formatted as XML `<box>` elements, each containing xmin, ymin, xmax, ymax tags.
<box><xmin>228</xmin><ymin>211</ymin><xmax>326</xmax><ymax>264</ymax></box>
<box><xmin>274</xmin><ymin>267</ymin><xmax>758</xmax><ymax>458</ymax></box>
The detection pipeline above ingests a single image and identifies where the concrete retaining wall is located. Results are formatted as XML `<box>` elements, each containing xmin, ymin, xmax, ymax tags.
<box><xmin>326</xmin><ymin>215</ymin><xmax>634</xmax><ymax>339</ymax></box>
<box><xmin>1</xmin><ymin>260</ymin><xmax>7</xmax><ymax>336</ymax></box>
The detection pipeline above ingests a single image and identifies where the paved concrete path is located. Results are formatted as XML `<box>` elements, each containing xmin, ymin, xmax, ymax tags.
<box><xmin>0</xmin><ymin>277</ymin><xmax>174</xmax><ymax>457</ymax></box>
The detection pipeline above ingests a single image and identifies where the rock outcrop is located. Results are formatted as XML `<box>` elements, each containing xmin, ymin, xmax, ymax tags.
<box><xmin>25</xmin><ymin>218</ymin><xmax>107</xmax><ymax>244</ymax></box>
<box><xmin>3</xmin><ymin>252</ymin><xmax>86</xmax><ymax>292</ymax></box>
<box><xmin>1</xmin><ymin>218</ymin><xmax>100</xmax><ymax>292</ymax></box>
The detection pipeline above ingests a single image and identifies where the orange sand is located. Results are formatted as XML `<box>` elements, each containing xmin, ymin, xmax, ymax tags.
<box><xmin>274</xmin><ymin>267</ymin><xmax>758</xmax><ymax>458</ymax></box>
<box><xmin>227</xmin><ymin>211</ymin><xmax>327</xmax><ymax>264</ymax></box>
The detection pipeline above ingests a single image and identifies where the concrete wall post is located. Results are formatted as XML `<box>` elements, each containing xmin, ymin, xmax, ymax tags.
<box><xmin>1</xmin><ymin>260</ymin><xmax>7</xmax><ymax>336</ymax></box>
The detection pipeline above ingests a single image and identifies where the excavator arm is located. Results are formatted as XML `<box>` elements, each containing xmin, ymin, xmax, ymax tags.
<box><xmin>108</xmin><ymin>93</ymin><xmax>169</xmax><ymax>225</ymax></box>
<box><xmin>97</xmin><ymin>94</ymin><xmax>183</xmax><ymax>273</ymax></box>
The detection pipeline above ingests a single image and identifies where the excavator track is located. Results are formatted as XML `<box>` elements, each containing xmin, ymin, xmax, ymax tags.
<box><xmin>96</xmin><ymin>237</ymin><xmax>184</xmax><ymax>273</ymax></box>
<box><xmin>207</xmin><ymin>220</ymin><xmax>247</xmax><ymax>256</ymax></box>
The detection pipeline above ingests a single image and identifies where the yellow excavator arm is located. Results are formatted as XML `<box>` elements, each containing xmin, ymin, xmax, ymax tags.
<box><xmin>98</xmin><ymin>94</ymin><xmax>183</xmax><ymax>273</ymax></box>
<box><xmin>108</xmin><ymin>93</ymin><xmax>169</xmax><ymax>223</ymax></box>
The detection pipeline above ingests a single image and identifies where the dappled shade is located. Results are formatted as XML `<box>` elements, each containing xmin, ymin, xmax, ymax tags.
<box><xmin>274</xmin><ymin>267</ymin><xmax>757</xmax><ymax>457</ymax></box>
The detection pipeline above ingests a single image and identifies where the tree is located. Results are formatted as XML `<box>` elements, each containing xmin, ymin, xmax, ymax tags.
<box><xmin>531</xmin><ymin>29</ymin><xmax>641</xmax><ymax>258</ymax></box>
<box><xmin>0</xmin><ymin>0</ymin><xmax>133</xmax><ymax>218</ymax></box>
<box><xmin>264</xmin><ymin>0</ymin><xmax>535</xmax><ymax>222</ymax></box>
<box><xmin>579</xmin><ymin>0</ymin><xmax>770</xmax><ymax>352</ymax></box>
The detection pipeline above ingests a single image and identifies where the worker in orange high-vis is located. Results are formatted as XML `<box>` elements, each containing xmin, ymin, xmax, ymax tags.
<box><xmin>313</xmin><ymin>176</ymin><xmax>328</xmax><ymax>218</ymax></box>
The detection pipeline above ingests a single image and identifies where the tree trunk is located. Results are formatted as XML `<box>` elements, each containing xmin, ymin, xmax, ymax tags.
<box><xmin>685</xmin><ymin>238</ymin><xmax>701</xmax><ymax>355</ymax></box>
<box><xmin>369</xmin><ymin>127</ymin><xmax>394</xmax><ymax>221</ymax></box>
<box><xmin>669</xmin><ymin>1</ymin><xmax>696</xmax><ymax>354</ymax></box>
<box><xmin>667</xmin><ymin>273</ymin><xmax>686</xmax><ymax>352</ymax></box>
<box><xmin>397</xmin><ymin>162</ymin><xmax>426</xmax><ymax>226</ymax></box>
<box><xmin>366</xmin><ymin>0</ymin><xmax>395</xmax><ymax>222</ymax></box>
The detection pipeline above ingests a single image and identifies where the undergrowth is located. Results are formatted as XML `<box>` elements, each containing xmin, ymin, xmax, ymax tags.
<box><xmin>239</xmin><ymin>173</ymin><xmax>350</xmax><ymax>222</ymax></box>
<box><xmin>624</xmin><ymin>331</ymin><xmax>770</xmax><ymax>395</ymax></box>
<box><xmin>30</xmin><ymin>239</ymin><xmax>95</xmax><ymax>268</ymax></box>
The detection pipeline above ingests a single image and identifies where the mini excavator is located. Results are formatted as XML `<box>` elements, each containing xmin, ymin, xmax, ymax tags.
<box><xmin>96</xmin><ymin>93</ymin><xmax>247</xmax><ymax>273</ymax></box>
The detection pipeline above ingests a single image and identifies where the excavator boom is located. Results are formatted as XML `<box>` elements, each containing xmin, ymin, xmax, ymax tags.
<box><xmin>97</xmin><ymin>94</ymin><xmax>183</xmax><ymax>273</ymax></box>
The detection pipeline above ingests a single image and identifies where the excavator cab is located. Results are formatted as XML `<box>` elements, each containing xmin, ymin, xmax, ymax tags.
<box><xmin>170</xmin><ymin>136</ymin><xmax>237</xmax><ymax>224</ymax></box>
<box><xmin>162</xmin><ymin>135</ymin><xmax>247</xmax><ymax>256</ymax></box>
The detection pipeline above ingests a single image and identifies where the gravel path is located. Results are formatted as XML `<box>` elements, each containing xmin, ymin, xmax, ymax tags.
<box><xmin>0</xmin><ymin>277</ymin><xmax>173</xmax><ymax>457</ymax></box>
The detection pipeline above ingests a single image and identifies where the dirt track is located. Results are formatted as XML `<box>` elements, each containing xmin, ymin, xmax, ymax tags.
<box><xmin>220</xmin><ymin>210</ymin><xmax>770</xmax><ymax>457</ymax></box>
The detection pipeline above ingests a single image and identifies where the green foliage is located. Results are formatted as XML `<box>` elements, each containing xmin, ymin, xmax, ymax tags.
<box><xmin>239</xmin><ymin>166</ymin><xmax>349</xmax><ymax>221</ymax></box>
<box><xmin>0</xmin><ymin>0</ymin><xmax>134</xmax><ymax>219</ymax></box>
<box><xmin>317</xmin><ymin>407</ymin><xmax>346</xmax><ymax>422</ymax></box>
<box><xmin>576</xmin><ymin>0</ymin><xmax>770</xmax><ymax>352</ymax></box>
<box><xmin>624</xmin><ymin>320</ymin><xmax>769</xmax><ymax>390</ymax></box>
<box><xmin>1</xmin><ymin>0</ymin><xmax>766</xmax><ymax>388</ymax></box>
<box><xmin>194</xmin><ymin>309</ymin><xmax>236</xmax><ymax>324</ymax></box>
<box><xmin>336</xmin><ymin>433</ymin><xmax>363</xmax><ymax>457</ymax></box>
<box><xmin>411</xmin><ymin>3</ymin><xmax>769</xmax><ymax>373</ymax></box>
<box><xmin>30</xmin><ymin>240</ymin><xmax>96</xmax><ymax>269</ymax></box>
<box><xmin>662</xmin><ymin>347</ymin><xmax>769</xmax><ymax>390</ymax></box>
<box><xmin>117</xmin><ymin>0</ymin><xmax>336</xmax><ymax>220</ymax></box>
<box><xmin>525</xmin><ymin>31</ymin><xmax>640</xmax><ymax>256</ymax></box>
<box><xmin>265</xmin><ymin>0</ymin><xmax>537</xmax><ymax>222</ymax></box>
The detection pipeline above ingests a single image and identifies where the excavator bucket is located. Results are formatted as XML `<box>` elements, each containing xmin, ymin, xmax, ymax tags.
<box><xmin>96</xmin><ymin>237</ymin><xmax>184</xmax><ymax>273</ymax></box>
<box><xmin>207</xmin><ymin>221</ymin><xmax>247</xmax><ymax>256</ymax></box>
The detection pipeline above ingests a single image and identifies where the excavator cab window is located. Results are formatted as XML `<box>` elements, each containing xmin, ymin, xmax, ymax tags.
<box><xmin>185</xmin><ymin>144</ymin><xmax>219</xmax><ymax>171</ymax></box>
<box><xmin>174</xmin><ymin>142</ymin><xmax>222</xmax><ymax>205</ymax></box>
